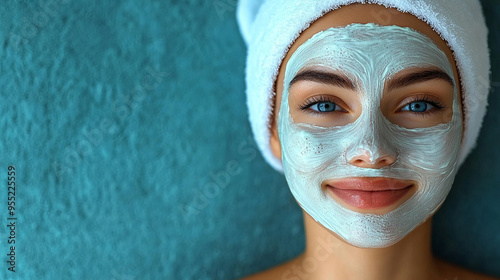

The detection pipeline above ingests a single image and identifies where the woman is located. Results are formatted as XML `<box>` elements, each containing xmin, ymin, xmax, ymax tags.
<box><xmin>237</xmin><ymin>1</ymin><xmax>497</xmax><ymax>279</ymax></box>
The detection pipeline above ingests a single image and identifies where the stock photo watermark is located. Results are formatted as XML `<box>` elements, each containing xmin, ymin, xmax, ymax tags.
<box><xmin>110</xmin><ymin>268</ymin><xmax>135</xmax><ymax>280</ymax></box>
<box><xmin>179</xmin><ymin>135</ymin><xmax>258</xmax><ymax>223</ymax></box>
<box><xmin>213</xmin><ymin>0</ymin><xmax>238</xmax><ymax>20</ymax></box>
<box><xmin>282</xmin><ymin>235</ymin><xmax>341</xmax><ymax>280</ymax></box>
<box><xmin>8</xmin><ymin>0</ymin><xmax>70</xmax><ymax>52</ymax></box>
<box><xmin>51</xmin><ymin>66</ymin><xmax>169</xmax><ymax>183</ymax></box>
<box><xmin>5</xmin><ymin>166</ymin><xmax>17</xmax><ymax>273</ymax></box>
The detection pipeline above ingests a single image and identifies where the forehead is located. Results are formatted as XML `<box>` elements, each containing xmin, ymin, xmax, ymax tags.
<box><xmin>280</xmin><ymin>4</ymin><xmax>458</xmax><ymax>75</ymax></box>
<box><xmin>284</xmin><ymin>24</ymin><xmax>453</xmax><ymax>88</ymax></box>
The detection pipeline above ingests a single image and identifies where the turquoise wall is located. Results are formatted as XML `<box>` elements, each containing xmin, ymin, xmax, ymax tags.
<box><xmin>1</xmin><ymin>1</ymin><xmax>499</xmax><ymax>279</ymax></box>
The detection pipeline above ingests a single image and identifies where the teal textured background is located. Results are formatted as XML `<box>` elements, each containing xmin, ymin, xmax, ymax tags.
<box><xmin>0</xmin><ymin>1</ymin><xmax>499</xmax><ymax>279</ymax></box>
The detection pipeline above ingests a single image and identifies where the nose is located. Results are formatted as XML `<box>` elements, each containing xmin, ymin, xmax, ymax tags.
<box><xmin>349</xmin><ymin>151</ymin><xmax>396</xmax><ymax>169</ymax></box>
<box><xmin>346</xmin><ymin>123</ymin><xmax>397</xmax><ymax>169</ymax></box>
<box><xmin>345</xmin><ymin>113</ymin><xmax>398</xmax><ymax>169</ymax></box>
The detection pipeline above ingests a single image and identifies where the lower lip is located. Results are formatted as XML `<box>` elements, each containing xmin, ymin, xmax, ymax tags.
<box><xmin>328</xmin><ymin>186</ymin><xmax>412</xmax><ymax>209</ymax></box>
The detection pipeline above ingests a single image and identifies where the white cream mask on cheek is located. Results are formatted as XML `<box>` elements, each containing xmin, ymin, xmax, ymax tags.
<box><xmin>278</xmin><ymin>23</ymin><xmax>462</xmax><ymax>248</ymax></box>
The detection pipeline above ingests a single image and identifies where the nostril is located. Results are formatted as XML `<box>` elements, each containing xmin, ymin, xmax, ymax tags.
<box><xmin>349</xmin><ymin>153</ymin><xmax>396</xmax><ymax>168</ymax></box>
<box><xmin>379</xmin><ymin>158</ymin><xmax>389</xmax><ymax>164</ymax></box>
<box><xmin>349</xmin><ymin>156</ymin><xmax>372</xmax><ymax>167</ymax></box>
<box><xmin>379</xmin><ymin>155</ymin><xmax>396</xmax><ymax>166</ymax></box>
<box><xmin>352</xmin><ymin>159</ymin><xmax>365</xmax><ymax>165</ymax></box>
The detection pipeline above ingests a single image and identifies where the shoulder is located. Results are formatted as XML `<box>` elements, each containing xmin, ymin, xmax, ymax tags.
<box><xmin>240</xmin><ymin>255</ymin><xmax>303</xmax><ymax>280</ymax></box>
<box><xmin>240</xmin><ymin>257</ymin><xmax>500</xmax><ymax>280</ymax></box>
<box><xmin>436</xmin><ymin>259</ymin><xmax>500</xmax><ymax>280</ymax></box>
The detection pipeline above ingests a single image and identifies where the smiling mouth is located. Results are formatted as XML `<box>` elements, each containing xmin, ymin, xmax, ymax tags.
<box><xmin>325</xmin><ymin>177</ymin><xmax>416</xmax><ymax>210</ymax></box>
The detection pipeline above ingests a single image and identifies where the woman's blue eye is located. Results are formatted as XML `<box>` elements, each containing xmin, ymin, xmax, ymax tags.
<box><xmin>401</xmin><ymin>101</ymin><xmax>434</xmax><ymax>113</ymax></box>
<box><xmin>310</xmin><ymin>101</ymin><xmax>338</xmax><ymax>112</ymax></box>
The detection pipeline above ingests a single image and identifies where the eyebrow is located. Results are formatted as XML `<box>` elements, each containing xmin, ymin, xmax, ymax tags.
<box><xmin>387</xmin><ymin>69</ymin><xmax>454</xmax><ymax>91</ymax></box>
<box><xmin>289</xmin><ymin>70</ymin><xmax>356</xmax><ymax>90</ymax></box>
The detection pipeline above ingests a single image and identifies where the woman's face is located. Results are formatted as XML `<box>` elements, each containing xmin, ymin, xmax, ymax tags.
<box><xmin>270</xmin><ymin>4</ymin><xmax>464</xmax><ymax>248</ymax></box>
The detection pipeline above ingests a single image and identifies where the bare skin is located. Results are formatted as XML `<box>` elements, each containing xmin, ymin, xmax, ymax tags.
<box><xmin>242</xmin><ymin>3</ymin><xmax>498</xmax><ymax>280</ymax></box>
<box><xmin>243</xmin><ymin>217</ymin><xmax>497</xmax><ymax>280</ymax></box>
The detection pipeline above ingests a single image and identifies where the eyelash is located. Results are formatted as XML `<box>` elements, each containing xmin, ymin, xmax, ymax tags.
<box><xmin>399</xmin><ymin>95</ymin><xmax>446</xmax><ymax>115</ymax></box>
<box><xmin>298</xmin><ymin>94</ymin><xmax>445</xmax><ymax>116</ymax></box>
<box><xmin>299</xmin><ymin>95</ymin><xmax>344</xmax><ymax>113</ymax></box>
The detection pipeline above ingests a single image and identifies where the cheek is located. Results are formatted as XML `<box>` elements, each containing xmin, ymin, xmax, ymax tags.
<box><xmin>282</xmin><ymin>126</ymin><xmax>348</xmax><ymax>173</ymax></box>
<box><xmin>280</xmin><ymin>112</ymin><xmax>462</xmax><ymax>174</ymax></box>
<box><xmin>392</xmin><ymin>127</ymin><xmax>461</xmax><ymax>171</ymax></box>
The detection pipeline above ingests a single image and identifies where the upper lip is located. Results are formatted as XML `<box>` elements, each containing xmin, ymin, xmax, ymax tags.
<box><xmin>325</xmin><ymin>177</ymin><xmax>414</xmax><ymax>192</ymax></box>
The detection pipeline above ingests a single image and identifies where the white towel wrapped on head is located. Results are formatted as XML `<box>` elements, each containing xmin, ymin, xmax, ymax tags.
<box><xmin>236</xmin><ymin>0</ymin><xmax>490</xmax><ymax>172</ymax></box>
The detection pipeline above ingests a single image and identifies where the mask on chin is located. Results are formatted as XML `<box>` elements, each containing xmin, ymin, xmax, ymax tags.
<box><xmin>278</xmin><ymin>23</ymin><xmax>462</xmax><ymax>248</ymax></box>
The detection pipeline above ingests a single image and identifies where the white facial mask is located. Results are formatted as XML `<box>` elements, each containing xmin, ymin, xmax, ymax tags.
<box><xmin>278</xmin><ymin>23</ymin><xmax>462</xmax><ymax>248</ymax></box>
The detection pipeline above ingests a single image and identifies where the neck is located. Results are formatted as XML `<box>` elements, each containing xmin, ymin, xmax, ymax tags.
<box><xmin>297</xmin><ymin>213</ymin><xmax>439</xmax><ymax>280</ymax></box>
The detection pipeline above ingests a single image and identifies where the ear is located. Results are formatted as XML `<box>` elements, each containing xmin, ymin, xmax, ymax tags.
<box><xmin>270</xmin><ymin>122</ymin><xmax>282</xmax><ymax>161</ymax></box>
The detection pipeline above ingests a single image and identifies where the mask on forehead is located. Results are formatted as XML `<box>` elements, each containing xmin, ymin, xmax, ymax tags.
<box><xmin>278</xmin><ymin>23</ymin><xmax>462</xmax><ymax>248</ymax></box>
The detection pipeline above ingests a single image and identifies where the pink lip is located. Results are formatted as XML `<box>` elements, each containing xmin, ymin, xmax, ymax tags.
<box><xmin>326</xmin><ymin>177</ymin><xmax>414</xmax><ymax>210</ymax></box>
